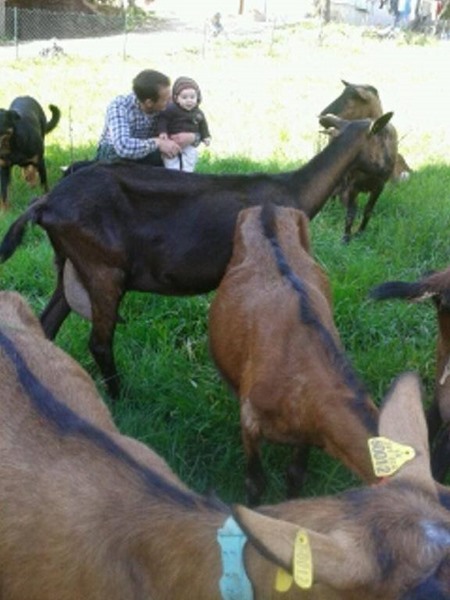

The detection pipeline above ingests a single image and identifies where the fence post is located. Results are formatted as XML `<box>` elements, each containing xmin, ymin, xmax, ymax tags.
<box><xmin>0</xmin><ymin>0</ymin><xmax>5</xmax><ymax>40</ymax></box>
<box><xmin>119</xmin><ymin>0</ymin><xmax>128</xmax><ymax>60</ymax></box>
<box><xmin>14</xmin><ymin>6</ymin><xmax>18</xmax><ymax>59</ymax></box>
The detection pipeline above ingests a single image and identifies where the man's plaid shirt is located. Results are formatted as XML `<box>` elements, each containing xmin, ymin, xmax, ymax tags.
<box><xmin>96</xmin><ymin>93</ymin><xmax>159</xmax><ymax>160</ymax></box>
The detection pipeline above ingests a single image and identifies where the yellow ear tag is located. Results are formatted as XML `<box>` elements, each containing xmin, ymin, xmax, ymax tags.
<box><xmin>293</xmin><ymin>529</ymin><xmax>313</xmax><ymax>589</ymax></box>
<box><xmin>368</xmin><ymin>436</ymin><xmax>416</xmax><ymax>477</ymax></box>
<box><xmin>275</xmin><ymin>568</ymin><xmax>293</xmax><ymax>593</ymax></box>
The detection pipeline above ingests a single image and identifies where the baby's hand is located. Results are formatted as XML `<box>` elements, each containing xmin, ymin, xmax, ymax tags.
<box><xmin>203</xmin><ymin>137</ymin><xmax>211</xmax><ymax>146</ymax></box>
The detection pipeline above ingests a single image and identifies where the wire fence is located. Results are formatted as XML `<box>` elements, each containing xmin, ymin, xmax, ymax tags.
<box><xmin>1</xmin><ymin>7</ymin><xmax>125</xmax><ymax>41</ymax></box>
<box><xmin>0</xmin><ymin>6</ymin><xmax>130</xmax><ymax>58</ymax></box>
<box><xmin>0</xmin><ymin>4</ymin><xmax>447</xmax><ymax>61</ymax></box>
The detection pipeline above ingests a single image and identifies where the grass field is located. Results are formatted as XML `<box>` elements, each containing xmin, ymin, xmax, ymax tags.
<box><xmin>1</xmin><ymin>19</ymin><xmax>450</xmax><ymax>504</ymax></box>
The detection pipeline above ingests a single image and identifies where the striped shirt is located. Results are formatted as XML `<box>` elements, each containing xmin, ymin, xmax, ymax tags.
<box><xmin>96</xmin><ymin>93</ymin><xmax>159</xmax><ymax>160</ymax></box>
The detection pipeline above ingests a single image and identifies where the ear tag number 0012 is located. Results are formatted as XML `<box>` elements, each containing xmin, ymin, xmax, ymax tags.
<box><xmin>368</xmin><ymin>436</ymin><xmax>416</xmax><ymax>477</ymax></box>
<box><xmin>275</xmin><ymin>529</ymin><xmax>313</xmax><ymax>593</ymax></box>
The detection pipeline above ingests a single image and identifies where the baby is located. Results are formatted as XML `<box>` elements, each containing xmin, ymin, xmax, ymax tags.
<box><xmin>157</xmin><ymin>76</ymin><xmax>211</xmax><ymax>172</ymax></box>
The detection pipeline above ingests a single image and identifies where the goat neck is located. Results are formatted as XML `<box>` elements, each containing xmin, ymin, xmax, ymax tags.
<box><xmin>292</xmin><ymin>118</ymin><xmax>376</xmax><ymax>220</ymax></box>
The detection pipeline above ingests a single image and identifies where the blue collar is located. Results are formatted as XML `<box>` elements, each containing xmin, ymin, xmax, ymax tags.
<box><xmin>217</xmin><ymin>516</ymin><xmax>254</xmax><ymax>600</ymax></box>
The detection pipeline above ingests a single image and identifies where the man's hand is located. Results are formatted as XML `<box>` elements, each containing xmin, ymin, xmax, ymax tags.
<box><xmin>157</xmin><ymin>137</ymin><xmax>181</xmax><ymax>159</ymax></box>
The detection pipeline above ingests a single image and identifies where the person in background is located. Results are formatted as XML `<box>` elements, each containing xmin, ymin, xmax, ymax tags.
<box><xmin>156</xmin><ymin>76</ymin><xmax>211</xmax><ymax>172</ymax></box>
<box><xmin>96</xmin><ymin>69</ymin><xmax>195</xmax><ymax>166</ymax></box>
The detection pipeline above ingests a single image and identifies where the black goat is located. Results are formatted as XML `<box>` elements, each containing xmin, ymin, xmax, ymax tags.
<box><xmin>0</xmin><ymin>113</ymin><xmax>393</xmax><ymax>398</ymax></box>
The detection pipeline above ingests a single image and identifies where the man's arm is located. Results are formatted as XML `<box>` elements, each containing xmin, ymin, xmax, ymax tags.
<box><xmin>106</xmin><ymin>100</ymin><xmax>158</xmax><ymax>159</ymax></box>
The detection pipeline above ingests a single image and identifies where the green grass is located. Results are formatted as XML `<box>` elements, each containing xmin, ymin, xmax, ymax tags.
<box><xmin>1</xmin><ymin>21</ymin><xmax>450</xmax><ymax>504</ymax></box>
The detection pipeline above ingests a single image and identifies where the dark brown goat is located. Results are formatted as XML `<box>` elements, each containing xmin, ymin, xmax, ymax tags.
<box><xmin>0</xmin><ymin>114</ymin><xmax>393</xmax><ymax>398</ymax></box>
<box><xmin>2</xmin><ymin>291</ymin><xmax>450</xmax><ymax>599</ymax></box>
<box><xmin>319</xmin><ymin>80</ymin><xmax>412</xmax><ymax>181</ymax></box>
<box><xmin>209</xmin><ymin>203</ymin><xmax>379</xmax><ymax>504</ymax></box>
<box><xmin>370</xmin><ymin>268</ymin><xmax>450</xmax><ymax>481</ymax></box>
<box><xmin>319</xmin><ymin>81</ymin><xmax>411</xmax><ymax>243</ymax></box>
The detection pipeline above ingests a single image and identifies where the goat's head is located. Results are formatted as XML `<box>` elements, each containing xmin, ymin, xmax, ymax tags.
<box><xmin>234</xmin><ymin>373</ymin><xmax>450</xmax><ymax>599</ymax></box>
<box><xmin>320</xmin><ymin>112</ymin><xmax>395</xmax><ymax>178</ymax></box>
<box><xmin>320</xmin><ymin>80</ymin><xmax>384</xmax><ymax>120</ymax></box>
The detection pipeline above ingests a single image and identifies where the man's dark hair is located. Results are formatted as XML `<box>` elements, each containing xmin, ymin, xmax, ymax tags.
<box><xmin>132</xmin><ymin>69</ymin><xmax>170</xmax><ymax>102</ymax></box>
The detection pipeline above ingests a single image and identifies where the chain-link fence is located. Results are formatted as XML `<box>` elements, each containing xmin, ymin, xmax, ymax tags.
<box><xmin>1</xmin><ymin>7</ymin><xmax>125</xmax><ymax>41</ymax></box>
<box><xmin>0</xmin><ymin>6</ymin><xmax>131</xmax><ymax>58</ymax></box>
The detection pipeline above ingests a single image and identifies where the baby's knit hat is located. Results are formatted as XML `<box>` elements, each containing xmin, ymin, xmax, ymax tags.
<box><xmin>172</xmin><ymin>76</ymin><xmax>202</xmax><ymax>103</ymax></box>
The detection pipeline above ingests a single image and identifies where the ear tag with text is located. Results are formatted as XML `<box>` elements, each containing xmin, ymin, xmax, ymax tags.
<box><xmin>368</xmin><ymin>436</ymin><xmax>416</xmax><ymax>477</ymax></box>
<box><xmin>274</xmin><ymin>530</ymin><xmax>313</xmax><ymax>593</ymax></box>
<box><xmin>293</xmin><ymin>529</ymin><xmax>313</xmax><ymax>589</ymax></box>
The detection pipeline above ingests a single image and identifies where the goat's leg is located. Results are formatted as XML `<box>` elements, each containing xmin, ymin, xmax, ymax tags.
<box><xmin>342</xmin><ymin>192</ymin><xmax>358</xmax><ymax>244</ymax></box>
<box><xmin>41</xmin><ymin>291</ymin><xmax>70</xmax><ymax>339</ymax></box>
<box><xmin>40</xmin><ymin>283</ymin><xmax>71</xmax><ymax>339</ymax></box>
<box><xmin>431</xmin><ymin>425</ymin><xmax>450</xmax><ymax>482</ymax></box>
<box><xmin>357</xmin><ymin>189</ymin><xmax>382</xmax><ymax>235</ymax></box>
<box><xmin>245</xmin><ymin>451</ymin><xmax>266</xmax><ymax>507</ymax></box>
<box><xmin>87</xmin><ymin>268</ymin><xmax>125</xmax><ymax>400</ymax></box>
<box><xmin>427</xmin><ymin>399</ymin><xmax>443</xmax><ymax>446</ymax></box>
<box><xmin>241</xmin><ymin>419</ymin><xmax>266</xmax><ymax>506</ymax></box>
<box><xmin>37</xmin><ymin>157</ymin><xmax>49</xmax><ymax>192</ymax></box>
<box><xmin>1</xmin><ymin>166</ymin><xmax>10</xmax><ymax>209</ymax></box>
<box><xmin>286</xmin><ymin>444</ymin><xmax>311</xmax><ymax>498</ymax></box>
<box><xmin>40</xmin><ymin>255</ymin><xmax>71</xmax><ymax>339</ymax></box>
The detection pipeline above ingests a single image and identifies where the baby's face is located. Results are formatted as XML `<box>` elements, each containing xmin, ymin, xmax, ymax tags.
<box><xmin>176</xmin><ymin>88</ymin><xmax>198</xmax><ymax>111</ymax></box>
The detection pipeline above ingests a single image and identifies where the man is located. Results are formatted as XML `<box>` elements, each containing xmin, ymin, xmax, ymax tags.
<box><xmin>96</xmin><ymin>69</ymin><xmax>196</xmax><ymax>166</ymax></box>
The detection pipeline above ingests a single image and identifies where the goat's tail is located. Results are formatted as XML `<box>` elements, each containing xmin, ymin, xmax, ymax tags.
<box><xmin>46</xmin><ymin>104</ymin><xmax>61</xmax><ymax>134</ymax></box>
<box><xmin>0</xmin><ymin>196</ymin><xmax>46</xmax><ymax>263</ymax></box>
<box><xmin>369</xmin><ymin>280</ymin><xmax>429</xmax><ymax>302</ymax></box>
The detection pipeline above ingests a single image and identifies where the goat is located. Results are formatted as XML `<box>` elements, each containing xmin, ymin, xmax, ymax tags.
<box><xmin>370</xmin><ymin>267</ymin><xmax>450</xmax><ymax>482</ymax></box>
<box><xmin>1</xmin><ymin>299</ymin><xmax>450</xmax><ymax>599</ymax></box>
<box><xmin>209</xmin><ymin>203</ymin><xmax>379</xmax><ymax>505</ymax></box>
<box><xmin>319</xmin><ymin>81</ymin><xmax>411</xmax><ymax>243</ymax></box>
<box><xmin>320</xmin><ymin>80</ymin><xmax>412</xmax><ymax>181</ymax></box>
<box><xmin>0</xmin><ymin>113</ymin><xmax>394</xmax><ymax>399</ymax></box>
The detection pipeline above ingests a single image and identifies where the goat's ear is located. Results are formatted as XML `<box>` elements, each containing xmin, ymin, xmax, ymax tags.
<box><xmin>370</xmin><ymin>111</ymin><xmax>394</xmax><ymax>135</ymax></box>
<box><xmin>319</xmin><ymin>114</ymin><xmax>344</xmax><ymax>130</ymax></box>
<box><xmin>341</xmin><ymin>79</ymin><xmax>352</xmax><ymax>88</ymax></box>
<box><xmin>7</xmin><ymin>109</ymin><xmax>21</xmax><ymax>124</ymax></box>
<box><xmin>233</xmin><ymin>505</ymin><xmax>373</xmax><ymax>590</ymax></box>
<box><xmin>355</xmin><ymin>86</ymin><xmax>375</xmax><ymax>103</ymax></box>
<box><xmin>378</xmin><ymin>372</ymin><xmax>435</xmax><ymax>492</ymax></box>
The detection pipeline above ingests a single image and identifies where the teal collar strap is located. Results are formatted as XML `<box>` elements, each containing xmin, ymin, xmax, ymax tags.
<box><xmin>217</xmin><ymin>516</ymin><xmax>254</xmax><ymax>600</ymax></box>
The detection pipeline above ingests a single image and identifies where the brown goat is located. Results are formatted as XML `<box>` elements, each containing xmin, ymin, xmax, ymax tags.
<box><xmin>320</xmin><ymin>80</ymin><xmax>412</xmax><ymax>182</ymax></box>
<box><xmin>209</xmin><ymin>203</ymin><xmax>379</xmax><ymax>505</ymax></box>
<box><xmin>319</xmin><ymin>81</ymin><xmax>411</xmax><ymax>243</ymax></box>
<box><xmin>0</xmin><ymin>114</ymin><xmax>394</xmax><ymax>399</ymax></box>
<box><xmin>370</xmin><ymin>268</ymin><xmax>450</xmax><ymax>481</ymax></box>
<box><xmin>2</xmin><ymin>291</ymin><xmax>450</xmax><ymax>599</ymax></box>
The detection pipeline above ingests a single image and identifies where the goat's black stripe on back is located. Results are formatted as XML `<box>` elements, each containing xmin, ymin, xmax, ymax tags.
<box><xmin>0</xmin><ymin>330</ymin><xmax>224</xmax><ymax>512</ymax></box>
<box><xmin>260</xmin><ymin>202</ymin><xmax>376</xmax><ymax>433</ymax></box>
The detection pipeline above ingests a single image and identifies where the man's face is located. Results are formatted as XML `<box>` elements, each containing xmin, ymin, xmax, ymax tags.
<box><xmin>141</xmin><ymin>85</ymin><xmax>171</xmax><ymax>114</ymax></box>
